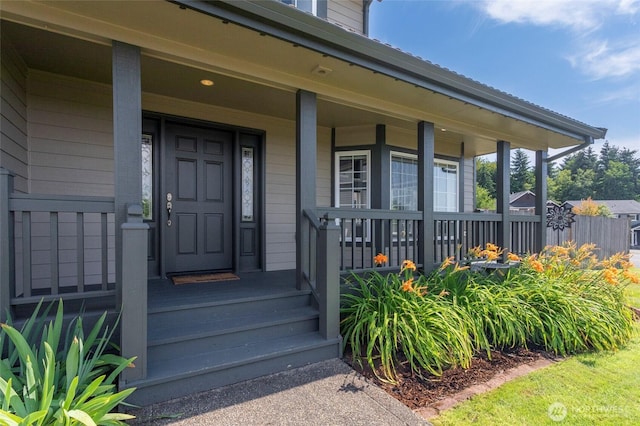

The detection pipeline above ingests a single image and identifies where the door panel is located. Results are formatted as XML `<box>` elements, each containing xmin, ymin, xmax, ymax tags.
<box><xmin>165</xmin><ymin>122</ymin><xmax>233</xmax><ymax>273</ymax></box>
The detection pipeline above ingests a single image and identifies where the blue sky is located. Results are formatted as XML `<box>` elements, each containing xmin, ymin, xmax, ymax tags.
<box><xmin>369</xmin><ymin>0</ymin><xmax>640</xmax><ymax>156</ymax></box>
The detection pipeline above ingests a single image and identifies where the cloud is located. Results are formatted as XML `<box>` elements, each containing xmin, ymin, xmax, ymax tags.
<box><xmin>476</xmin><ymin>0</ymin><xmax>640</xmax><ymax>80</ymax></box>
<box><xmin>569</xmin><ymin>38</ymin><xmax>640</xmax><ymax>80</ymax></box>
<box><xmin>480</xmin><ymin>0</ymin><xmax>605</xmax><ymax>31</ymax></box>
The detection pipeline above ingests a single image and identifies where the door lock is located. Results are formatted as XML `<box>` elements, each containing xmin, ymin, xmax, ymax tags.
<box><xmin>166</xmin><ymin>193</ymin><xmax>173</xmax><ymax>226</ymax></box>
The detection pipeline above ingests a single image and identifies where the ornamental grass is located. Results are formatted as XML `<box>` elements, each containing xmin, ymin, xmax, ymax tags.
<box><xmin>341</xmin><ymin>243</ymin><xmax>637</xmax><ymax>383</ymax></box>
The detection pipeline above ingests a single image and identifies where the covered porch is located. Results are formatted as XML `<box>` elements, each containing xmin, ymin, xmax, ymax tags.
<box><xmin>0</xmin><ymin>0</ymin><xmax>605</xmax><ymax>405</ymax></box>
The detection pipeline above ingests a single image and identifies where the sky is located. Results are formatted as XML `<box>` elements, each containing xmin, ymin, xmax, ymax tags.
<box><xmin>368</xmin><ymin>0</ymin><xmax>640</xmax><ymax>157</ymax></box>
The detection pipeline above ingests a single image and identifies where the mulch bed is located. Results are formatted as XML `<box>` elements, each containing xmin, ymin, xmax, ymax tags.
<box><xmin>344</xmin><ymin>347</ymin><xmax>554</xmax><ymax>410</ymax></box>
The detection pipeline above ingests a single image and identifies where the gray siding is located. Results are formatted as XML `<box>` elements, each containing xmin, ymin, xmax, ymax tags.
<box><xmin>327</xmin><ymin>0</ymin><xmax>364</xmax><ymax>34</ymax></box>
<box><xmin>27</xmin><ymin>71</ymin><xmax>114</xmax><ymax>196</ymax></box>
<box><xmin>463</xmin><ymin>156</ymin><xmax>474</xmax><ymax>212</ymax></box>
<box><xmin>1</xmin><ymin>38</ymin><xmax>28</xmax><ymax>193</ymax></box>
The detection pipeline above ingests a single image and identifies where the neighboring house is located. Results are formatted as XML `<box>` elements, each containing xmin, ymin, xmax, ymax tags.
<box><xmin>0</xmin><ymin>0</ymin><xmax>607</xmax><ymax>405</ymax></box>
<box><xmin>510</xmin><ymin>190</ymin><xmax>536</xmax><ymax>214</ymax></box>
<box><xmin>565</xmin><ymin>200</ymin><xmax>640</xmax><ymax>220</ymax></box>
<box><xmin>632</xmin><ymin>221</ymin><xmax>640</xmax><ymax>248</ymax></box>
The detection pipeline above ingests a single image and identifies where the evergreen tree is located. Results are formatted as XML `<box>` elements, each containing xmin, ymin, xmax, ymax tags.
<box><xmin>510</xmin><ymin>149</ymin><xmax>534</xmax><ymax>193</ymax></box>
<box><xmin>476</xmin><ymin>157</ymin><xmax>496</xmax><ymax>199</ymax></box>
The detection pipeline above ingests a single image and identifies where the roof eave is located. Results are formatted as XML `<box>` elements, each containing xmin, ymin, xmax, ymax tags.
<box><xmin>173</xmin><ymin>0</ymin><xmax>606</xmax><ymax>141</ymax></box>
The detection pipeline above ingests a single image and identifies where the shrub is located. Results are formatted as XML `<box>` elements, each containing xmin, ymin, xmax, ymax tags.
<box><xmin>341</xmin><ymin>244</ymin><xmax>638</xmax><ymax>382</ymax></box>
<box><xmin>341</xmin><ymin>257</ymin><xmax>473</xmax><ymax>382</ymax></box>
<box><xmin>0</xmin><ymin>300</ymin><xmax>136</xmax><ymax>425</ymax></box>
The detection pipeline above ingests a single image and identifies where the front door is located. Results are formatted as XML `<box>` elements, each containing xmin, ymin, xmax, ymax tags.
<box><xmin>164</xmin><ymin>122</ymin><xmax>233</xmax><ymax>273</ymax></box>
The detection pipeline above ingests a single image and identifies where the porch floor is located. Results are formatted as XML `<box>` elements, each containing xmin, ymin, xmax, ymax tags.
<box><xmin>148</xmin><ymin>270</ymin><xmax>298</xmax><ymax>309</ymax></box>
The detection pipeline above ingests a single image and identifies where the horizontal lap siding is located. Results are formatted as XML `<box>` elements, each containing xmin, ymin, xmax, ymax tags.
<box><xmin>327</xmin><ymin>0</ymin><xmax>364</xmax><ymax>34</ymax></box>
<box><xmin>463</xmin><ymin>157</ymin><xmax>474</xmax><ymax>212</ymax></box>
<box><xmin>28</xmin><ymin>71</ymin><xmax>114</xmax><ymax>196</ymax></box>
<box><xmin>1</xmin><ymin>39</ymin><xmax>28</xmax><ymax>192</ymax></box>
<box><xmin>142</xmin><ymin>93</ymin><xmax>332</xmax><ymax>271</ymax></box>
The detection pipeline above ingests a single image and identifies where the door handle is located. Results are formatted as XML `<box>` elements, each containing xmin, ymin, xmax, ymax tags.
<box><xmin>166</xmin><ymin>193</ymin><xmax>173</xmax><ymax>226</ymax></box>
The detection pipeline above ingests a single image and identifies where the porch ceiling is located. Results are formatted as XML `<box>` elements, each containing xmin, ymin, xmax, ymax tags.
<box><xmin>1</xmin><ymin>0</ymin><xmax>589</xmax><ymax>156</ymax></box>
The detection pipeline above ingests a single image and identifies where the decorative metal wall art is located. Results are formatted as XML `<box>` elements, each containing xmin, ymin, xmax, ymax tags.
<box><xmin>546</xmin><ymin>201</ymin><xmax>575</xmax><ymax>231</ymax></box>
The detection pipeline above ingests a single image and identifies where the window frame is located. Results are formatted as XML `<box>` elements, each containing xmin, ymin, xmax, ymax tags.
<box><xmin>334</xmin><ymin>149</ymin><xmax>371</xmax><ymax>243</ymax></box>
<box><xmin>434</xmin><ymin>158</ymin><xmax>459</xmax><ymax>212</ymax></box>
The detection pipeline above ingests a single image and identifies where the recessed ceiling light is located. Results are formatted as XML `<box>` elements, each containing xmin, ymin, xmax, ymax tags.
<box><xmin>200</xmin><ymin>79</ymin><xmax>214</xmax><ymax>87</ymax></box>
<box><xmin>441</xmin><ymin>128</ymin><xmax>447</xmax><ymax>132</ymax></box>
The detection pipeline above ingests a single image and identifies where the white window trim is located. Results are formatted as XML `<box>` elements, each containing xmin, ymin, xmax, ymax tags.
<box><xmin>389</xmin><ymin>152</ymin><xmax>460</xmax><ymax>213</ymax></box>
<box><xmin>334</xmin><ymin>150</ymin><xmax>371</xmax><ymax>209</ymax></box>
<box><xmin>334</xmin><ymin>150</ymin><xmax>371</xmax><ymax>243</ymax></box>
<box><xmin>434</xmin><ymin>158</ymin><xmax>460</xmax><ymax>213</ymax></box>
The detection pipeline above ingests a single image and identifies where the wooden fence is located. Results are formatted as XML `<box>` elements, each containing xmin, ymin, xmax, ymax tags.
<box><xmin>546</xmin><ymin>215</ymin><xmax>630</xmax><ymax>259</ymax></box>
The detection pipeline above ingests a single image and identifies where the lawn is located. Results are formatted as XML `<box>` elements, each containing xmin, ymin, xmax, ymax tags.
<box><xmin>432</xmin><ymin>285</ymin><xmax>640</xmax><ymax>426</ymax></box>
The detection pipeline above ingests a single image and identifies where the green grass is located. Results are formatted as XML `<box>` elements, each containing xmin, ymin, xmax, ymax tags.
<box><xmin>626</xmin><ymin>268</ymin><xmax>640</xmax><ymax>307</ymax></box>
<box><xmin>432</xmin><ymin>287</ymin><xmax>640</xmax><ymax>426</ymax></box>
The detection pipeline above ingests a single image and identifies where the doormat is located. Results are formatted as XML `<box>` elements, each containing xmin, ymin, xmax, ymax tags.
<box><xmin>171</xmin><ymin>272</ymin><xmax>240</xmax><ymax>285</ymax></box>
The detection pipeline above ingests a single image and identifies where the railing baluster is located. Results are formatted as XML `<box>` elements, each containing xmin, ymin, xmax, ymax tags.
<box><xmin>22</xmin><ymin>211</ymin><xmax>32</xmax><ymax>298</ymax></box>
<box><xmin>76</xmin><ymin>212</ymin><xmax>84</xmax><ymax>293</ymax></box>
<box><xmin>50</xmin><ymin>212</ymin><xmax>59</xmax><ymax>295</ymax></box>
<box><xmin>101</xmin><ymin>213</ymin><xmax>108</xmax><ymax>290</ymax></box>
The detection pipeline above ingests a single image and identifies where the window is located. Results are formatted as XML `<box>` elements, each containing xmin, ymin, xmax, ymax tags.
<box><xmin>434</xmin><ymin>159</ymin><xmax>459</xmax><ymax>212</ymax></box>
<box><xmin>335</xmin><ymin>151</ymin><xmax>370</xmax><ymax>242</ymax></box>
<box><xmin>389</xmin><ymin>153</ymin><xmax>459</xmax><ymax>213</ymax></box>
<box><xmin>141</xmin><ymin>134</ymin><xmax>153</xmax><ymax>220</ymax></box>
<box><xmin>335</xmin><ymin>151</ymin><xmax>370</xmax><ymax>209</ymax></box>
<box><xmin>391</xmin><ymin>152</ymin><xmax>418</xmax><ymax>211</ymax></box>
<box><xmin>280</xmin><ymin>0</ymin><xmax>317</xmax><ymax>15</ymax></box>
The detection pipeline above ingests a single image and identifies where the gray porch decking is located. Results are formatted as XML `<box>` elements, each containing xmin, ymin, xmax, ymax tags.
<box><xmin>127</xmin><ymin>270</ymin><xmax>341</xmax><ymax>406</ymax></box>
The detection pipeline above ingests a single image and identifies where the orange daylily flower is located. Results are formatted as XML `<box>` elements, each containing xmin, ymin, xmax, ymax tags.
<box><xmin>486</xmin><ymin>242</ymin><xmax>500</xmax><ymax>252</ymax></box>
<box><xmin>401</xmin><ymin>278</ymin><xmax>414</xmax><ymax>292</ymax></box>
<box><xmin>623</xmin><ymin>269</ymin><xmax>640</xmax><ymax>284</ymax></box>
<box><xmin>530</xmin><ymin>260</ymin><xmax>544</xmax><ymax>273</ymax></box>
<box><xmin>401</xmin><ymin>259</ymin><xmax>417</xmax><ymax>272</ymax></box>
<box><xmin>373</xmin><ymin>253</ymin><xmax>388</xmax><ymax>266</ymax></box>
<box><xmin>604</xmin><ymin>267</ymin><xmax>619</xmax><ymax>285</ymax></box>
<box><xmin>439</xmin><ymin>256</ymin><xmax>455</xmax><ymax>270</ymax></box>
<box><xmin>507</xmin><ymin>252</ymin><xmax>522</xmax><ymax>262</ymax></box>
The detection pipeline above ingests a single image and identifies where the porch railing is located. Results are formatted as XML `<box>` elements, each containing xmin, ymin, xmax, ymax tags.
<box><xmin>1</xmin><ymin>179</ymin><xmax>116</xmax><ymax>318</ymax></box>
<box><xmin>303</xmin><ymin>208</ymin><xmax>543</xmax><ymax>278</ymax></box>
<box><xmin>433</xmin><ymin>212</ymin><xmax>541</xmax><ymax>263</ymax></box>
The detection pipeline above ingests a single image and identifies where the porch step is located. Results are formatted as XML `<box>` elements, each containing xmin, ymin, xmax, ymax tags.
<box><xmin>126</xmin><ymin>332</ymin><xmax>341</xmax><ymax>406</ymax></box>
<box><xmin>127</xmin><ymin>284</ymin><xmax>340</xmax><ymax>406</ymax></box>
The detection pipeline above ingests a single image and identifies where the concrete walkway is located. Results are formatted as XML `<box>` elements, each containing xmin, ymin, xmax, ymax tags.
<box><xmin>129</xmin><ymin>359</ymin><xmax>430</xmax><ymax>425</ymax></box>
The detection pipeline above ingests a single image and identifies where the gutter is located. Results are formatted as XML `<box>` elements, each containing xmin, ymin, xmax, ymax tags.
<box><xmin>546</xmin><ymin>134</ymin><xmax>600</xmax><ymax>163</ymax></box>
<box><xmin>172</xmin><ymin>0</ymin><xmax>606</xmax><ymax>142</ymax></box>
<box><xmin>363</xmin><ymin>0</ymin><xmax>373</xmax><ymax>36</ymax></box>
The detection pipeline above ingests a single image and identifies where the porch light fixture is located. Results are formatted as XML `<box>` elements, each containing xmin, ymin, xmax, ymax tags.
<box><xmin>312</xmin><ymin>65</ymin><xmax>332</xmax><ymax>76</ymax></box>
<box><xmin>200</xmin><ymin>79</ymin><xmax>214</xmax><ymax>86</ymax></box>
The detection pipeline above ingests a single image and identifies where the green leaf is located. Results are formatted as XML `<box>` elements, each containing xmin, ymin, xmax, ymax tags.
<box><xmin>0</xmin><ymin>410</ymin><xmax>21</xmax><ymax>426</ymax></box>
<box><xmin>67</xmin><ymin>408</ymin><xmax>97</xmax><ymax>426</ymax></box>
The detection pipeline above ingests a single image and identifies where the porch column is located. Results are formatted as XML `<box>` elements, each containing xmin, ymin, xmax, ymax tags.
<box><xmin>113</xmin><ymin>40</ymin><xmax>142</xmax><ymax>301</ymax></box>
<box><xmin>496</xmin><ymin>140</ymin><xmax>511</xmax><ymax>260</ymax></box>
<box><xmin>372</xmin><ymin>125</ymin><xmax>390</xmax><ymax>254</ymax></box>
<box><xmin>0</xmin><ymin>169</ymin><xmax>14</xmax><ymax>322</ymax></box>
<box><xmin>296</xmin><ymin>90</ymin><xmax>317</xmax><ymax>290</ymax></box>
<box><xmin>535</xmin><ymin>150</ymin><xmax>548</xmax><ymax>251</ymax></box>
<box><xmin>120</xmin><ymin>204</ymin><xmax>148</xmax><ymax>384</ymax></box>
<box><xmin>418</xmin><ymin>121</ymin><xmax>435</xmax><ymax>271</ymax></box>
<box><xmin>112</xmin><ymin>41</ymin><xmax>146</xmax><ymax>379</ymax></box>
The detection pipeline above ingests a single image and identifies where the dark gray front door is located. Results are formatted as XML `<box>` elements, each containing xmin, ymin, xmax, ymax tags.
<box><xmin>164</xmin><ymin>122</ymin><xmax>233</xmax><ymax>273</ymax></box>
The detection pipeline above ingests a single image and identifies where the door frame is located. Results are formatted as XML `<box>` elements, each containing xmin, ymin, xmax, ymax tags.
<box><xmin>143</xmin><ymin>112</ymin><xmax>265</xmax><ymax>278</ymax></box>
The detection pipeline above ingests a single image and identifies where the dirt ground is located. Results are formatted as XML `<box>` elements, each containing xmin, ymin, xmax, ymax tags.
<box><xmin>344</xmin><ymin>347</ymin><xmax>554</xmax><ymax>411</ymax></box>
